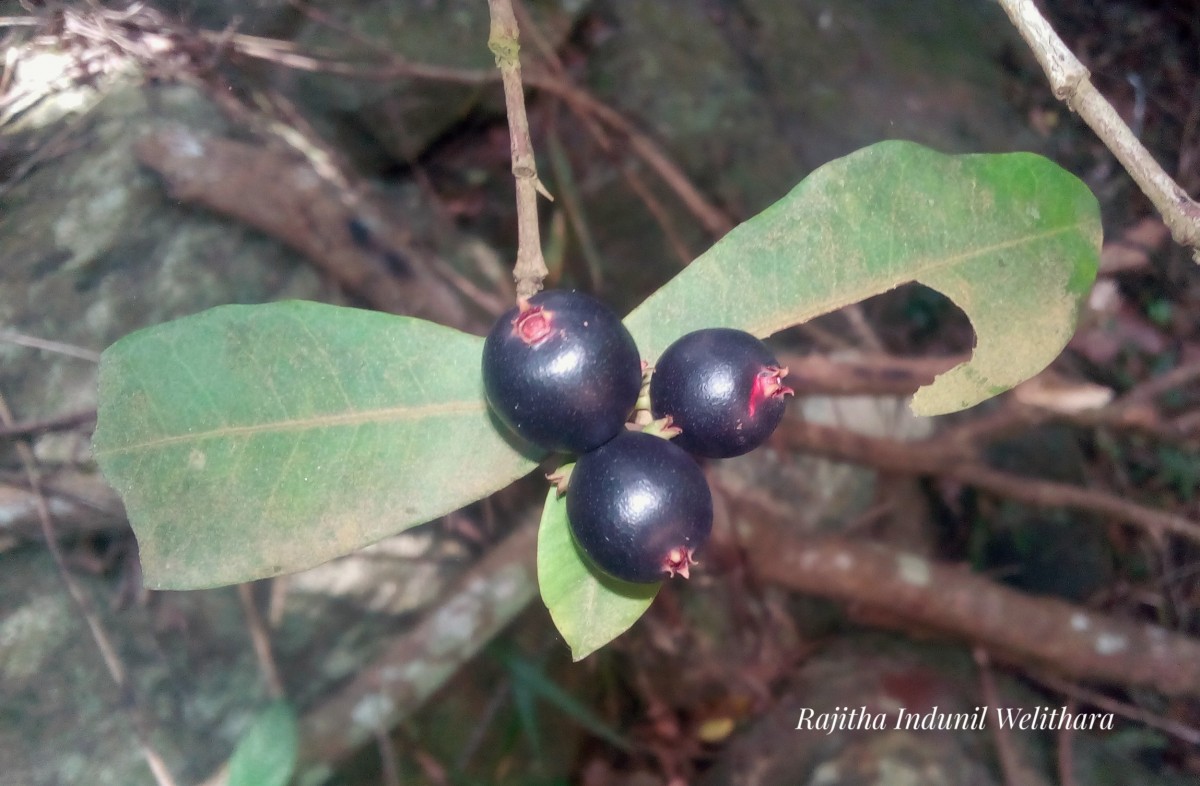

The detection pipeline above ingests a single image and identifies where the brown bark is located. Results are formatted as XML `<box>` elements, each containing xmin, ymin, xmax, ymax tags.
<box><xmin>744</xmin><ymin>523</ymin><xmax>1200</xmax><ymax>697</ymax></box>
<box><xmin>134</xmin><ymin>128</ymin><xmax>471</xmax><ymax>328</ymax></box>
<box><xmin>775</xmin><ymin>419</ymin><xmax>1200</xmax><ymax>543</ymax></box>
<box><xmin>295</xmin><ymin>521</ymin><xmax>537</xmax><ymax>772</ymax></box>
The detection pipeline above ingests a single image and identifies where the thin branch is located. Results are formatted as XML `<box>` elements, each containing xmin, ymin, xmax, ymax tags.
<box><xmin>294</xmin><ymin>521</ymin><xmax>537</xmax><ymax>774</ymax></box>
<box><xmin>1029</xmin><ymin>670</ymin><xmax>1200</xmax><ymax>747</ymax></box>
<box><xmin>775</xmin><ymin>352</ymin><xmax>963</xmax><ymax>397</ymax></box>
<box><xmin>374</xmin><ymin>727</ymin><xmax>402</xmax><ymax>786</ymax></box>
<box><xmin>238</xmin><ymin>582</ymin><xmax>285</xmax><ymax>699</ymax></box>
<box><xmin>975</xmin><ymin>648</ymin><xmax>1036</xmax><ymax>786</ymax></box>
<box><xmin>0</xmin><ymin>328</ymin><xmax>101</xmax><ymax>362</ymax></box>
<box><xmin>998</xmin><ymin>0</ymin><xmax>1200</xmax><ymax>263</ymax></box>
<box><xmin>531</xmin><ymin>73</ymin><xmax>734</xmax><ymax>238</ymax></box>
<box><xmin>215</xmin><ymin>28</ymin><xmax>732</xmax><ymax>242</ymax></box>
<box><xmin>0</xmin><ymin>408</ymin><xmax>95</xmax><ymax>439</ymax></box>
<box><xmin>775</xmin><ymin>418</ymin><xmax>1200</xmax><ymax>544</ymax></box>
<box><xmin>0</xmin><ymin>400</ymin><xmax>126</xmax><ymax>687</ymax></box>
<box><xmin>487</xmin><ymin>0</ymin><xmax>552</xmax><ymax>300</ymax></box>
<box><xmin>1056</xmin><ymin>698</ymin><xmax>1081</xmax><ymax>786</ymax></box>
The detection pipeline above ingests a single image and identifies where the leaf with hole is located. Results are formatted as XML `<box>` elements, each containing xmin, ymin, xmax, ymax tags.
<box><xmin>624</xmin><ymin>140</ymin><xmax>1102</xmax><ymax>415</ymax></box>
<box><xmin>541</xmin><ymin>140</ymin><xmax>1101</xmax><ymax>655</ymax></box>
<box><xmin>92</xmin><ymin>301</ymin><xmax>540</xmax><ymax>589</ymax></box>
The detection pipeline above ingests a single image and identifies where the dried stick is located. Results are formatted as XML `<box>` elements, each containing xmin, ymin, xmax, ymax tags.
<box><xmin>975</xmin><ymin>648</ymin><xmax>1039</xmax><ymax>786</ymax></box>
<box><xmin>776</xmin><ymin>352</ymin><xmax>964</xmax><ymax>397</ymax></box>
<box><xmin>998</xmin><ymin>0</ymin><xmax>1200</xmax><ymax>263</ymax></box>
<box><xmin>215</xmin><ymin>28</ymin><xmax>732</xmax><ymax>242</ymax></box>
<box><xmin>1030</xmin><ymin>670</ymin><xmax>1200</xmax><ymax>746</ymax></box>
<box><xmin>487</xmin><ymin>0</ymin><xmax>552</xmax><ymax>299</ymax></box>
<box><xmin>1056</xmin><ymin>699</ymin><xmax>1081</xmax><ymax>786</ymax></box>
<box><xmin>134</xmin><ymin>127</ymin><xmax>474</xmax><ymax>329</ymax></box>
<box><xmin>238</xmin><ymin>582</ymin><xmax>285</xmax><ymax>699</ymax></box>
<box><xmin>736</xmin><ymin>516</ymin><xmax>1200</xmax><ymax>697</ymax></box>
<box><xmin>0</xmin><ymin>328</ymin><xmax>101</xmax><ymax>362</ymax></box>
<box><xmin>0</xmin><ymin>408</ymin><xmax>95</xmax><ymax>439</ymax></box>
<box><xmin>294</xmin><ymin>521</ymin><xmax>537</xmax><ymax>773</ymax></box>
<box><xmin>775</xmin><ymin>418</ymin><xmax>1200</xmax><ymax>544</ymax></box>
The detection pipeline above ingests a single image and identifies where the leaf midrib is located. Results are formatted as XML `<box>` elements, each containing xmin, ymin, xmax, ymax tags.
<box><xmin>94</xmin><ymin>398</ymin><xmax>485</xmax><ymax>457</ymax></box>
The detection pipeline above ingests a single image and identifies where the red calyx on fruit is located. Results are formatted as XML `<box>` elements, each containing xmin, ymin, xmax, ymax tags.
<box><xmin>566</xmin><ymin>430</ymin><xmax>713</xmax><ymax>583</ymax></box>
<box><xmin>482</xmin><ymin>290</ymin><xmax>643</xmax><ymax>454</ymax></box>
<box><xmin>649</xmin><ymin>328</ymin><xmax>794</xmax><ymax>458</ymax></box>
<box><xmin>513</xmin><ymin>302</ymin><xmax>554</xmax><ymax>346</ymax></box>
<box><xmin>662</xmin><ymin>546</ymin><xmax>696</xmax><ymax>579</ymax></box>
<box><xmin>748</xmin><ymin>365</ymin><xmax>794</xmax><ymax>417</ymax></box>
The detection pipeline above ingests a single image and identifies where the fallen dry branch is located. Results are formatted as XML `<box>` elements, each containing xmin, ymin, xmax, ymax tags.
<box><xmin>775</xmin><ymin>418</ymin><xmax>1200</xmax><ymax>543</ymax></box>
<box><xmin>295</xmin><ymin>521</ymin><xmax>538</xmax><ymax>774</ymax></box>
<box><xmin>738</xmin><ymin>515</ymin><xmax>1200</xmax><ymax>697</ymax></box>
<box><xmin>1030</xmin><ymin>670</ymin><xmax>1200</xmax><ymax>747</ymax></box>
<box><xmin>216</xmin><ymin>30</ymin><xmax>733</xmax><ymax>241</ymax></box>
<box><xmin>0</xmin><ymin>408</ymin><xmax>95</xmax><ymax>438</ymax></box>
<box><xmin>776</xmin><ymin>353</ymin><xmax>964</xmax><ymax>397</ymax></box>
<box><xmin>134</xmin><ymin>127</ymin><xmax>473</xmax><ymax>329</ymax></box>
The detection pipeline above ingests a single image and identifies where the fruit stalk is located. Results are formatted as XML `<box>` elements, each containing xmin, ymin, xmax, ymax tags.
<box><xmin>487</xmin><ymin>0</ymin><xmax>555</xmax><ymax>298</ymax></box>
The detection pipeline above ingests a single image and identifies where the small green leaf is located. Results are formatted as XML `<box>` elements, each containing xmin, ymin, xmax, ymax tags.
<box><xmin>535</xmin><ymin>486</ymin><xmax>658</xmax><ymax>660</ymax></box>
<box><xmin>93</xmin><ymin>301</ymin><xmax>540</xmax><ymax>589</ymax></box>
<box><xmin>624</xmin><ymin>140</ymin><xmax>1101</xmax><ymax>415</ymax></box>
<box><xmin>228</xmin><ymin>700</ymin><xmax>299</xmax><ymax>786</ymax></box>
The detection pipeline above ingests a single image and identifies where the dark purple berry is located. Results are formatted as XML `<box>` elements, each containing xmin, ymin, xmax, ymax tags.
<box><xmin>482</xmin><ymin>290</ymin><xmax>642</xmax><ymax>454</ymax></box>
<box><xmin>567</xmin><ymin>430</ymin><xmax>713</xmax><ymax>583</ymax></box>
<box><xmin>650</xmin><ymin>328</ymin><xmax>793</xmax><ymax>458</ymax></box>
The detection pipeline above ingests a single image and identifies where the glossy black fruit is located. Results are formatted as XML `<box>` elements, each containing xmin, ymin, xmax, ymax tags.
<box><xmin>567</xmin><ymin>430</ymin><xmax>713</xmax><ymax>583</ymax></box>
<box><xmin>650</xmin><ymin>328</ymin><xmax>793</xmax><ymax>458</ymax></box>
<box><xmin>482</xmin><ymin>290</ymin><xmax>642</xmax><ymax>454</ymax></box>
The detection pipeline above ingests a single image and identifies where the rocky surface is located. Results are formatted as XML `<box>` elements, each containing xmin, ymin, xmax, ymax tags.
<box><xmin>0</xmin><ymin>79</ymin><xmax>330</xmax><ymax>458</ymax></box>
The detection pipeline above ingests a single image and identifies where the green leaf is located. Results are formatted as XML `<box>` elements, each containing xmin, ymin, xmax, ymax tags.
<box><xmin>92</xmin><ymin>301</ymin><xmax>539</xmax><ymax>589</ymax></box>
<box><xmin>624</xmin><ymin>140</ymin><xmax>1102</xmax><ymax>415</ymax></box>
<box><xmin>535</xmin><ymin>485</ymin><xmax>658</xmax><ymax>660</ymax></box>
<box><xmin>228</xmin><ymin>700</ymin><xmax>299</xmax><ymax>786</ymax></box>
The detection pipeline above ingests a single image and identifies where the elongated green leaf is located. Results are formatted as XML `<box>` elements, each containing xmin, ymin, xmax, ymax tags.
<box><xmin>624</xmin><ymin>140</ymin><xmax>1102</xmax><ymax>415</ymax></box>
<box><xmin>535</xmin><ymin>486</ymin><xmax>658</xmax><ymax>661</ymax></box>
<box><xmin>93</xmin><ymin>301</ymin><xmax>539</xmax><ymax>589</ymax></box>
<box><xmin>492</xmin><ymin>645</ymin><xmax>633</xmax><ymax>752</ymax></box>
<box><xmin>228</xmin><ymin>700</ymin><xmax>299</xmax><ymax>786</ymax></box>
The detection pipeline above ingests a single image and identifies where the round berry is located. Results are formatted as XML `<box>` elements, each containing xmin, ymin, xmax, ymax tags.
<box><xmin>650</xmin><ymin>328</ymin><xmax>793</xmax><ymax>458</ymax></box>
<box><xmin>566</xmin><ymin>430</ymin><xmax>713</xmax><ymax>583</ymax></box>
<box><xmin>482</xmin><ymin>290</ymin><xmax>642</xmax><ymax>454</ymax></box>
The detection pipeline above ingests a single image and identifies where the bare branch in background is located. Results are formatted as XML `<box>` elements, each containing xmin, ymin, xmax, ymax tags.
<box><xmin>134</xmin><ymin>127</ymin><xmax>476</xmax><ymax>330</ymax></box>
<box><xmin>487</xmin><ymin>0</ymin><xmax>553</xmax><ymax>300</ymax></box>
<box><xmin>731</xmin><ymin>504</ymin><xmax>1200</xmax><ymax>698</ymax></box>
<box><xmin>238</xmin><ymin>583</ymin><xmax>285</xmax><ymax>700</ymax></box>
<box><xmin>775</xmin><ymin>418</ymin><xmax>1200</xmax><ymax>543</ymax></box>
<box><xmin>296</xmin><ymin>521</ymin><xmax>537</xmax><ymax>774</ymax></box>
<box><xmin>998</xmin><ymin>0</ymin><xmax>1200</xmax><ymax>263</ymax></box>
